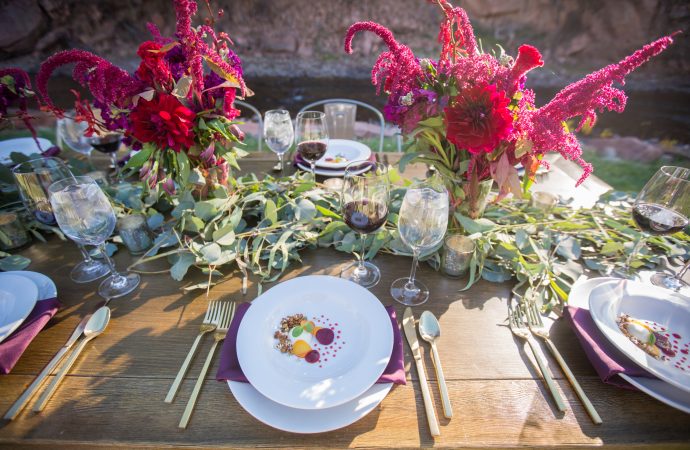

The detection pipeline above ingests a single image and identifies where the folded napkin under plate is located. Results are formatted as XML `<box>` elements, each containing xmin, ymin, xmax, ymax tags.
<box><xmin>217</xmin><ymin>302</ymin><xmax>405</xmax><ymax>385</ymax></box>
<box><xmin>293</xmin><ymin>152</ymin><xmax>377</xmax><ymax>172</ymax></box>
<box><xmin>0</xmin><ymin>297</ymin><xmax>61</xmax><ymax>374</ymax></box>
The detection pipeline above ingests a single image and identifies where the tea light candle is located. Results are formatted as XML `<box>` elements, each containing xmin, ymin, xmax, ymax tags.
<box><xmin>116</xmin><ymin>214</ymin><xmax>152</xmax><ymax>255</ymax></box>
<box><xmin>86</xmin><ymin>170</ymin><xmax>110</xmax><ymax>187</ymax></box>
<box><xmin>531</xmin><ymin>191</ymin><xmax>558</xmax><ymax>212</ymax></box>
<box><xmin>0</xmin><ymin>212</ymin><xmax>30</xmax><ymax>251</ymax></box>
<box><xmin>441</xmin><ymin>234</ymin><xmax>475</xmax><ymax>277</ymax></box>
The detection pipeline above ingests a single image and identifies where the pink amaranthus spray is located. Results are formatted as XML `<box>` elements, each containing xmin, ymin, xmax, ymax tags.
<box><xmin>345</xmin><ymin>0</ymin><xmax>678</xmax><ymax>217</ymax></box>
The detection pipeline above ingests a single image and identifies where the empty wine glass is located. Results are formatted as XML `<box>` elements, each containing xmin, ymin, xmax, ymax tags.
<box><xmin>49</xmin><ymin>176</ymin><xmax>140</xmax><ymax>299</ymax></box>
<box><xmin>12</xmin><ymin>157</ymin><xmax>110</xmax><ymax>283</ymax></box>
<box><xmin>627</xmin><ymin>166</ymin><xmax>690</xmax><ymax>289</ymax></box>
<box><xmin>56</xmin><ymin>114</ymin><xmax>93</xmax><ymax>162</ymax></box>
<box><xmin>295</xmin><ymin>111</ymin><xmax>328</xmax><ymax>180</ymax></box>
<box><xmin>391</xmin><ymin>177</ymin><xmax>449</xmax><ymax>306</ymax></box>
<box><xmin>340</xmin><ymin>161</ymin><xmax>389</xmax><ymax>288</ymax></box>
<box><xmin>264</xmin><ymin>109</ymin><xmax>294</xmax><ymax>176</ymax></box>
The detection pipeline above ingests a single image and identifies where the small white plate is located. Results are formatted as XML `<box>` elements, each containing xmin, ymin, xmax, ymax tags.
<box><xmin>0</xmin><ymin>138</ymin><xmax>53</xmax><ymax>165</ymax></box>
<box><xmin>236</xmin><ymin>275</ymin><xmax>393</xmax><ymax>410</ymax></box>
<box><xmin>570</xmin><ymin>277</ymin><xmax>690</xmax><ymax>413</ymax></box>
<box><xmin>228</xmin><ymin>381</ymin><xmax>392</xmax><ymax>433</ymax></box>
<box><xmin>297</xmin><ymin>162</ymin><xmax>371</xmax><ymax>177</ymax></box>
<box><xmin>588</xmin><ymin>279</ymin><xmax>690</xmax><ymax>393</ymax></box>
<box><xmin>0</xmin><ymin>274</ymin><xmax>38</xmax><ymax>343</ymax></box>
<box><xmin>316</xmin><ymin>139</ymin><xmax>372</xmax><ymax>169</ymax></box>
<box><xmin>0</xmin><ymin>271</ymin><xmax>57</xmax><ymax>301</ymax></box>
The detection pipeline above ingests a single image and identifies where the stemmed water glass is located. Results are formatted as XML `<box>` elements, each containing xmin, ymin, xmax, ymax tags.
<box><xmin>56</xmin><ymin>114</ymin><xmax>93</xmax><ymax>162</ymax></box>
<box><xmin>626</xmin><ymin>166</ymin><xmax>690</xmax><ymax>289</ymax></box>
<box><xmin>340</xmin><ymin>161</ymin><xmax>389</xmax><ymax>288</ymax></box>
<box><xmin>12</xmin><ymin>157</ymin><xmax>110</xmax><ymax>283</ymax></box>
<box><xmin>295</xmin><ymin>111</ymin><xmax>328</xmax><ymax>180</ymax></box>
<box><xmin>263</xmin><ymin>109</ymin><xmax>294</xmax><ymax>176</ymax></box>
<box><xmin>49</xmin><ymin>176</ymin><xmax>140</xmax><ymax>299</ymax></box>
<box><xmin>391</xmin><ymin>177</ymin><xmax>449</xmax><ymax>306</ymax></box>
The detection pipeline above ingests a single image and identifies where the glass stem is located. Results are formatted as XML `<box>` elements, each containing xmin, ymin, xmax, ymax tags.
<box><xmin>78</xmin><ymin>244</ymin><xmax>93</xmax><ymax>263</ymax></box>
<box><xmin>278</xmin><ymin>154</ymin><xmax>284</xmax><ymax>177</ymax></box>
<box><xmin>624</xmin><ymin>235</ymin><xmax>646</xmax><ymax>273</ymax></box>
<box><xmin>407</xmin><ymin>250</ymin><xmax>420</xmax><ymax>289</ymax></box>
<box><xmin>99</xmin><ymin>243</ymin><xmax>121</xmax><ymax>279</ymax></box>
<box><xmin>358</xmin><ymin>233</ymin><xmax>367</xmax><ymax>268</ymax></box>
<box><xmin>310</xmin><ymin>162</ymin><xmax>316</xmax><ymax>182</ymax></box>
<box><xmin>676</xmin><ymin>259</ymin><xmax>690</xmax><ymax>281</ymax></box>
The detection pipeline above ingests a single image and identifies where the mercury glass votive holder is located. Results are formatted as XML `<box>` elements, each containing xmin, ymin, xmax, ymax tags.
<box><xmin>0</xmin><ymin>212</ymin><xmax>31</xmax><ymax>251</ymax></box>
<box><xmin>117</xmin><ymin>214</ymin><xmax>152</xmax><ymax>255</ymax></box>
<box><xmin>441</xmin><ymin>234</ymin><xmax>475</xmax><ymax>278</ymax></box>
<box><xmin>530</xmin><ymin>191</ymin><xmax>558</xmax><ymax>212</ymax></box>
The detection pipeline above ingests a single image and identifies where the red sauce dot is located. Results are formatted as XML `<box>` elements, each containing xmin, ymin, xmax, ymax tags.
<box><xmin>673</xmin><ymin>333</ymin><xmax>682</xmax><ymax>339</ymax></box>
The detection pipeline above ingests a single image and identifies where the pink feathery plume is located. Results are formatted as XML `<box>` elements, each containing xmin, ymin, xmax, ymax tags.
<box><xmin>436</xmin><ymin>3</ymin><xmax>478</xmax><ymax>63</ymax></box>
<box><xmin>525</xmin><ymin>33</ymin><xmax>678</xmax><ymax>186</ymax></box>
<box><xmin>345</xmin><ymin>21</ymin><xmax>421</xmax><ymax>97</ymax></box>
<box><xmin>507</xmin><ymin>45</ymin><xmax>543</xmax><ymax>95</ymax></box>
<box><xmin>0</xmin><ymin>67</ymin><xmax>42</xmax><ymax>148</ymax></box>
<box><xmin>174</xmin><ymin>0</ymin><xmax>205</xmax><ymax>91</ymax></box>
<box><xmin>36</xmin><ymin>50</ymin><xmax>144</xmax><ymax>112</ymax></box>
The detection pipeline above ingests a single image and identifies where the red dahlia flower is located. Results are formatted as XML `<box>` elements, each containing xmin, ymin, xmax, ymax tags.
<box><xmin>444</xmin><ymin>83</ymin><xmax>513</xmax><ymax>154</ymax></box>
<box><xmin>130</xmin><ymin>93</ymin><xmax>195</xmax><ymax>152</ymax></box>
<box><xmin>135</xmin><ymin>41</ymin><xmax>173</xmax><ymax>90</ymax></box>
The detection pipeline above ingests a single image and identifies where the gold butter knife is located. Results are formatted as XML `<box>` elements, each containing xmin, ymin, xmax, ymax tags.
<box><xmin>403</xmin><ymin>307</ymin><xmax>440</xmax><ymax>437</ymax></box>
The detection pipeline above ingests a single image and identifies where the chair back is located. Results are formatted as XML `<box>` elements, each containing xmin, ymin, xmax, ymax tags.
<box><xmin>234</xmin><ymin>100</ymin><xmax>263</xmax><ymax>152</ymax></box>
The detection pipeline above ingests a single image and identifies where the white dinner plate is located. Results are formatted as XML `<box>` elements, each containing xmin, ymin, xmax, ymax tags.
<box><xmin>315</xmin><ymin>139</ymin><xmax>372</xmax><ymax>169</ymax></box>
<box><xmin>0</xmin><ymin>271</ymin><xmax>57</xmax><ymax>301</ymax></box>
<box><xmin>588</xmin><ymin>279</ymin><xmax>690</xmax><ymax>393</ymax></box>
<box><xmin>0</xmin><ymin>138</ymin><xmax>53</xmax><ymax>165</ymax></box>
<box><xmin>236</xmin><ymin>275</ymin><xmax>393</xmax><ymax>410</ymax></box>
<box><xmin>228</xmin><ymin>381</ymin><xmax>392</xmax><ymax>433</ymax></box>
<box><xmin>569</xmin><ymin>277</ymin><xmax>690</xmax><ymax>413</ymax></box>
<box><xmin>297</xmin><ymin>162</ymin><xmax>371</xmax><ymax>177</ymax></box>
<box><xmin>0</xmin><ymin>274</ymin><xmax>39</xmax><ymax>343</ymax></box>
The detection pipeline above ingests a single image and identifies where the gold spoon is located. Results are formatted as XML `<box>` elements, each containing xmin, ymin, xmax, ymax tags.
<box><xmin>419</xmin><ymin>311</ymin><xmax>453</xmax><ymax>419</ymax></box>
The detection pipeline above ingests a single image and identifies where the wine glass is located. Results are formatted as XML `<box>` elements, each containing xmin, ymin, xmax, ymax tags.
<box><xmin>340</xmin><ymin>161</ymin><xmax>389</xmax><ymax>288</ymax></box>
<box><xmin>627</xmin><ymin>166</ymin><xmax>690</xmax><ymax>289</ymax></box>
<box><xmin>49</xmin><ymin>176</ymin><xmax>140</xmax><ymax>299</ymax></box>
<box><xmin>89</xmin><ymin>132</ymin><xmax>122</xmax><ymax>173</ymax></box>
<box><xmin>295</xmin><ymin>111</ymin><xmax>328</xmax><ymax>180</ymax></box>
<box><xmin>263</xmin><ymin>109</ymin><xmax>294</xmax><ymax>176</ymax></box>
<box><xmin>391</xmin><ymin>177</ymin><xmax>449</xmax><ymax>306</ymax></box>
<box><xmin>56</xmin><ymin>114</ymin><xmax>93</xmax><ymax>162</ymax></box>
<box><xmin>12</xmin><ymin>157</ymin><xmax>110</xmax><ymax>283</ymax></box>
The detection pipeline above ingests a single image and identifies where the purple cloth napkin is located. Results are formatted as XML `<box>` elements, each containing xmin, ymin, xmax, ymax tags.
<box><xmin>564</xmin><ymin>305</ymin><xmax>653</xmax><ymax>390</ymax></box>
<box><xmin>0</xmin><ymin>297</ymin><xmax>61</xmax><ymax>374</ymax></box>
<box><xmin>217</xmin><ymin>303</ymin><xmax>406</xmax><ymax>385</ymax></box>
<box><xmin>293</xmin><ymin>151</ymin><xmax>377</xmax><ymax>170</ymax></box>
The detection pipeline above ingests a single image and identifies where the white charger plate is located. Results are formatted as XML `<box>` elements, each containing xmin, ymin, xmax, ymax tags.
<box><xmin>0</xmin><ymin>271</ymin><xmax>57</xmax><ymax>301</ymax></box>
<box><xmin>569</xmin><ymin>277</ymin><xmax>690</xmax><ymax>413</ymax></box>
<box><xmin>316</xmin><ymin>139</ymin><xmax>371</xmax><ymax>169</ymax></box>
<box><xmin>236</xmin><ymin>275</ymin><xmax>393</xmax><ymax>410</ymax></box>
<box><xmin>228</xmin><ymin>381</ymin><xmax>392</xmax><ymax>433</ymax></box>
<box><xmin>296</xmin><ymin>162</ymin><xmax>370</xmax><ymax>177</ymax></box>
<box><xmin>0</xmin><ymin>274</ymin><xmax>38</xmax><ymax>343</ymax></box>
<box><xmin>0</xmin><ymin>138</ymin><xmax>53</xmax><ymax>165</ymax></box>
<box><xmin>588</xmin><ymin>279</ymin><xmax>690</xmax><ymax>393</ymax></box>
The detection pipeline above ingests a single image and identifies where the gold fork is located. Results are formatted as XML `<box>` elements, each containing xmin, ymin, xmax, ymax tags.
<box><xmin>508</xmin><ymin>301</ymin><xmax>566</xmax><ymax>412</ymax></box>
<box><xmin>525</xmin><ymin>301</ymin><xmax>602</xmax><ymax>424</ymax></box>
<box><xmin>179</xmin><ymin>301</ymin><xmax>235</xmax><ymax>428</ymax></box>
<box><xmin>165</xmin><ymin>300</ymin><xmax>222</xmax><ymax>403</ymax></box>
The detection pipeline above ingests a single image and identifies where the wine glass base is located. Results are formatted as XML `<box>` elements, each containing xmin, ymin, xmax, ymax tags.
<box><xmin>70</xmin><ymin>259</ymin><xmax>111</xmax><ymax>284</ymax></box>
<box><xmin>340</xmin><ymin>261</ymin><xmax>381</xmax><ymax>289</ymax></box>
<box><xmin>390</xmin><ymin>277</ymin><xmax>430</xmax><ymax>306</ymax></box>
<box><xmin>650</xmin><ymin>272</ymin><xmax>688</xmax><ymax>291</ymax></box>
<box><xmin>98</xmin><ymin>272</ymin><xmax>141</xmax><ymax>299</ymax></box>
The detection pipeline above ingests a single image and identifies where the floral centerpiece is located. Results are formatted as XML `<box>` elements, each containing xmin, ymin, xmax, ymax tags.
<box><xmin>345</xmin><ymin>0</ymin><xmax>677</xmax><ymax>219</ymax></box>
<box><xmin>35</xmin><ymin>0</ymin><xmax>249</xmax><ymax>196</ymax></box>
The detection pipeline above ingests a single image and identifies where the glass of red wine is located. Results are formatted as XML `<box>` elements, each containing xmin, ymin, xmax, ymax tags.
<box><xmin>89</xmin><ymin>132</ymin><xmax>122</xmax><ymax>177</ymax></box>
<box><xmin>627</xmin><ymin>166</ymin><xmax>690</xmax><ymax>288</ymax></box>
<box><xmin>340</xmin><ymin>161</ymin><xmax>389</xmax><ymax>288</ymax></box>
<box><xmin>295</xmin><ymin>111</ymin><xmax>328</xmax><ymax>180</ymax></box>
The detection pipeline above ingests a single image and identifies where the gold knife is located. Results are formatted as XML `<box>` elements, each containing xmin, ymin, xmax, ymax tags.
<box><xmin>3</xmin><ymin>312</ymin><xmax>92</xmax><ymax>420</ymax></box>
<box><xmin>402</xmin><ymin>307</ymin><xmax>440</xmax><ymax>437</ymax></box>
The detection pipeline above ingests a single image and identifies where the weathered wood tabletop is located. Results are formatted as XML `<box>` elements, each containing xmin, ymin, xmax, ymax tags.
<box><xmin>1</xmin><ymin>153</ymin><xmax>689</xmax><ymax>449</ymax></box>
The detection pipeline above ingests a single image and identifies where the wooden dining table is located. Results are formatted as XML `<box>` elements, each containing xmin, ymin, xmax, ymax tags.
<box><xmin>1</xmin><ymin>152</ymin><xmax>689</xmax><ymax>449</ymax></box>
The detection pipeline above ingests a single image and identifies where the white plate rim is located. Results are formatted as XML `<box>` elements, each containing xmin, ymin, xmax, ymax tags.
<box><xmin>588</xmin><ymin>279</ymin><xmax>690</xmax><ymax>393</ymax></box>
<box><xmin>570</xmin><ymin>277</ymin><xmax>690</xmax><ymax>413</ymax></box>
<box><xmin>0</xmin><ymin>274</ymin><xmax>39</xmax><ymax>343</ymax></box>
<box><xmin>0</xmin><ymin>271</ymin><xmax>57</xmax><ymax>300</ymax></box>
<box><xmin>315</xmin><ymin>139</ymin><xmax>372</xmax><ymax>169</ymax></box>
<box><xmin>228</xmin><ymin>380</ymin><xmax>393</xmax><ymax>433</ymax></box>
<box><xmin>0</xmin><ymin>137</ymin><xmax>53</xmax><ymax>165</ymax></box>
<box><xmin>296</xmin><ymin>162</ymin><xmax>370</xmax><ymax>177</ymax></box>
<box><xmin>236</xmin><ymin>275</ymin><xmax>394</xmax><ymax>410</ymax></box>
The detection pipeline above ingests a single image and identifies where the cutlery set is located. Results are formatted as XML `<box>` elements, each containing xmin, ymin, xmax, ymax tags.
<box><xmin>508</xmin><ymin>293</ymin><xmax>602</xmax><ymax>424</ymax></box>
<box><xmin>165</xmin><ymin>299</ymin><xmax>235</xmax><ymax>429</ymax></box>
<box><xmin>403</xmin><ymin>307</ymin><xmax>452</xmax><ymax>437</ymax></box>
<box><xmin>4</xmin><ymin>306</ymin><xmax>111</xmax><ymax>420</ymax></box>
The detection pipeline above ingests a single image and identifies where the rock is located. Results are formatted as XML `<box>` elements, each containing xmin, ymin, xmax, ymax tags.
<box><xmin>0</xmin><ymin>0</ymin><xmax>46</xmax><ymax>54</ymax></box>
<box><xmin>582</xmin><ymin>137</ymin><xmax>665</xmax><ymax>163</ymax></box>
